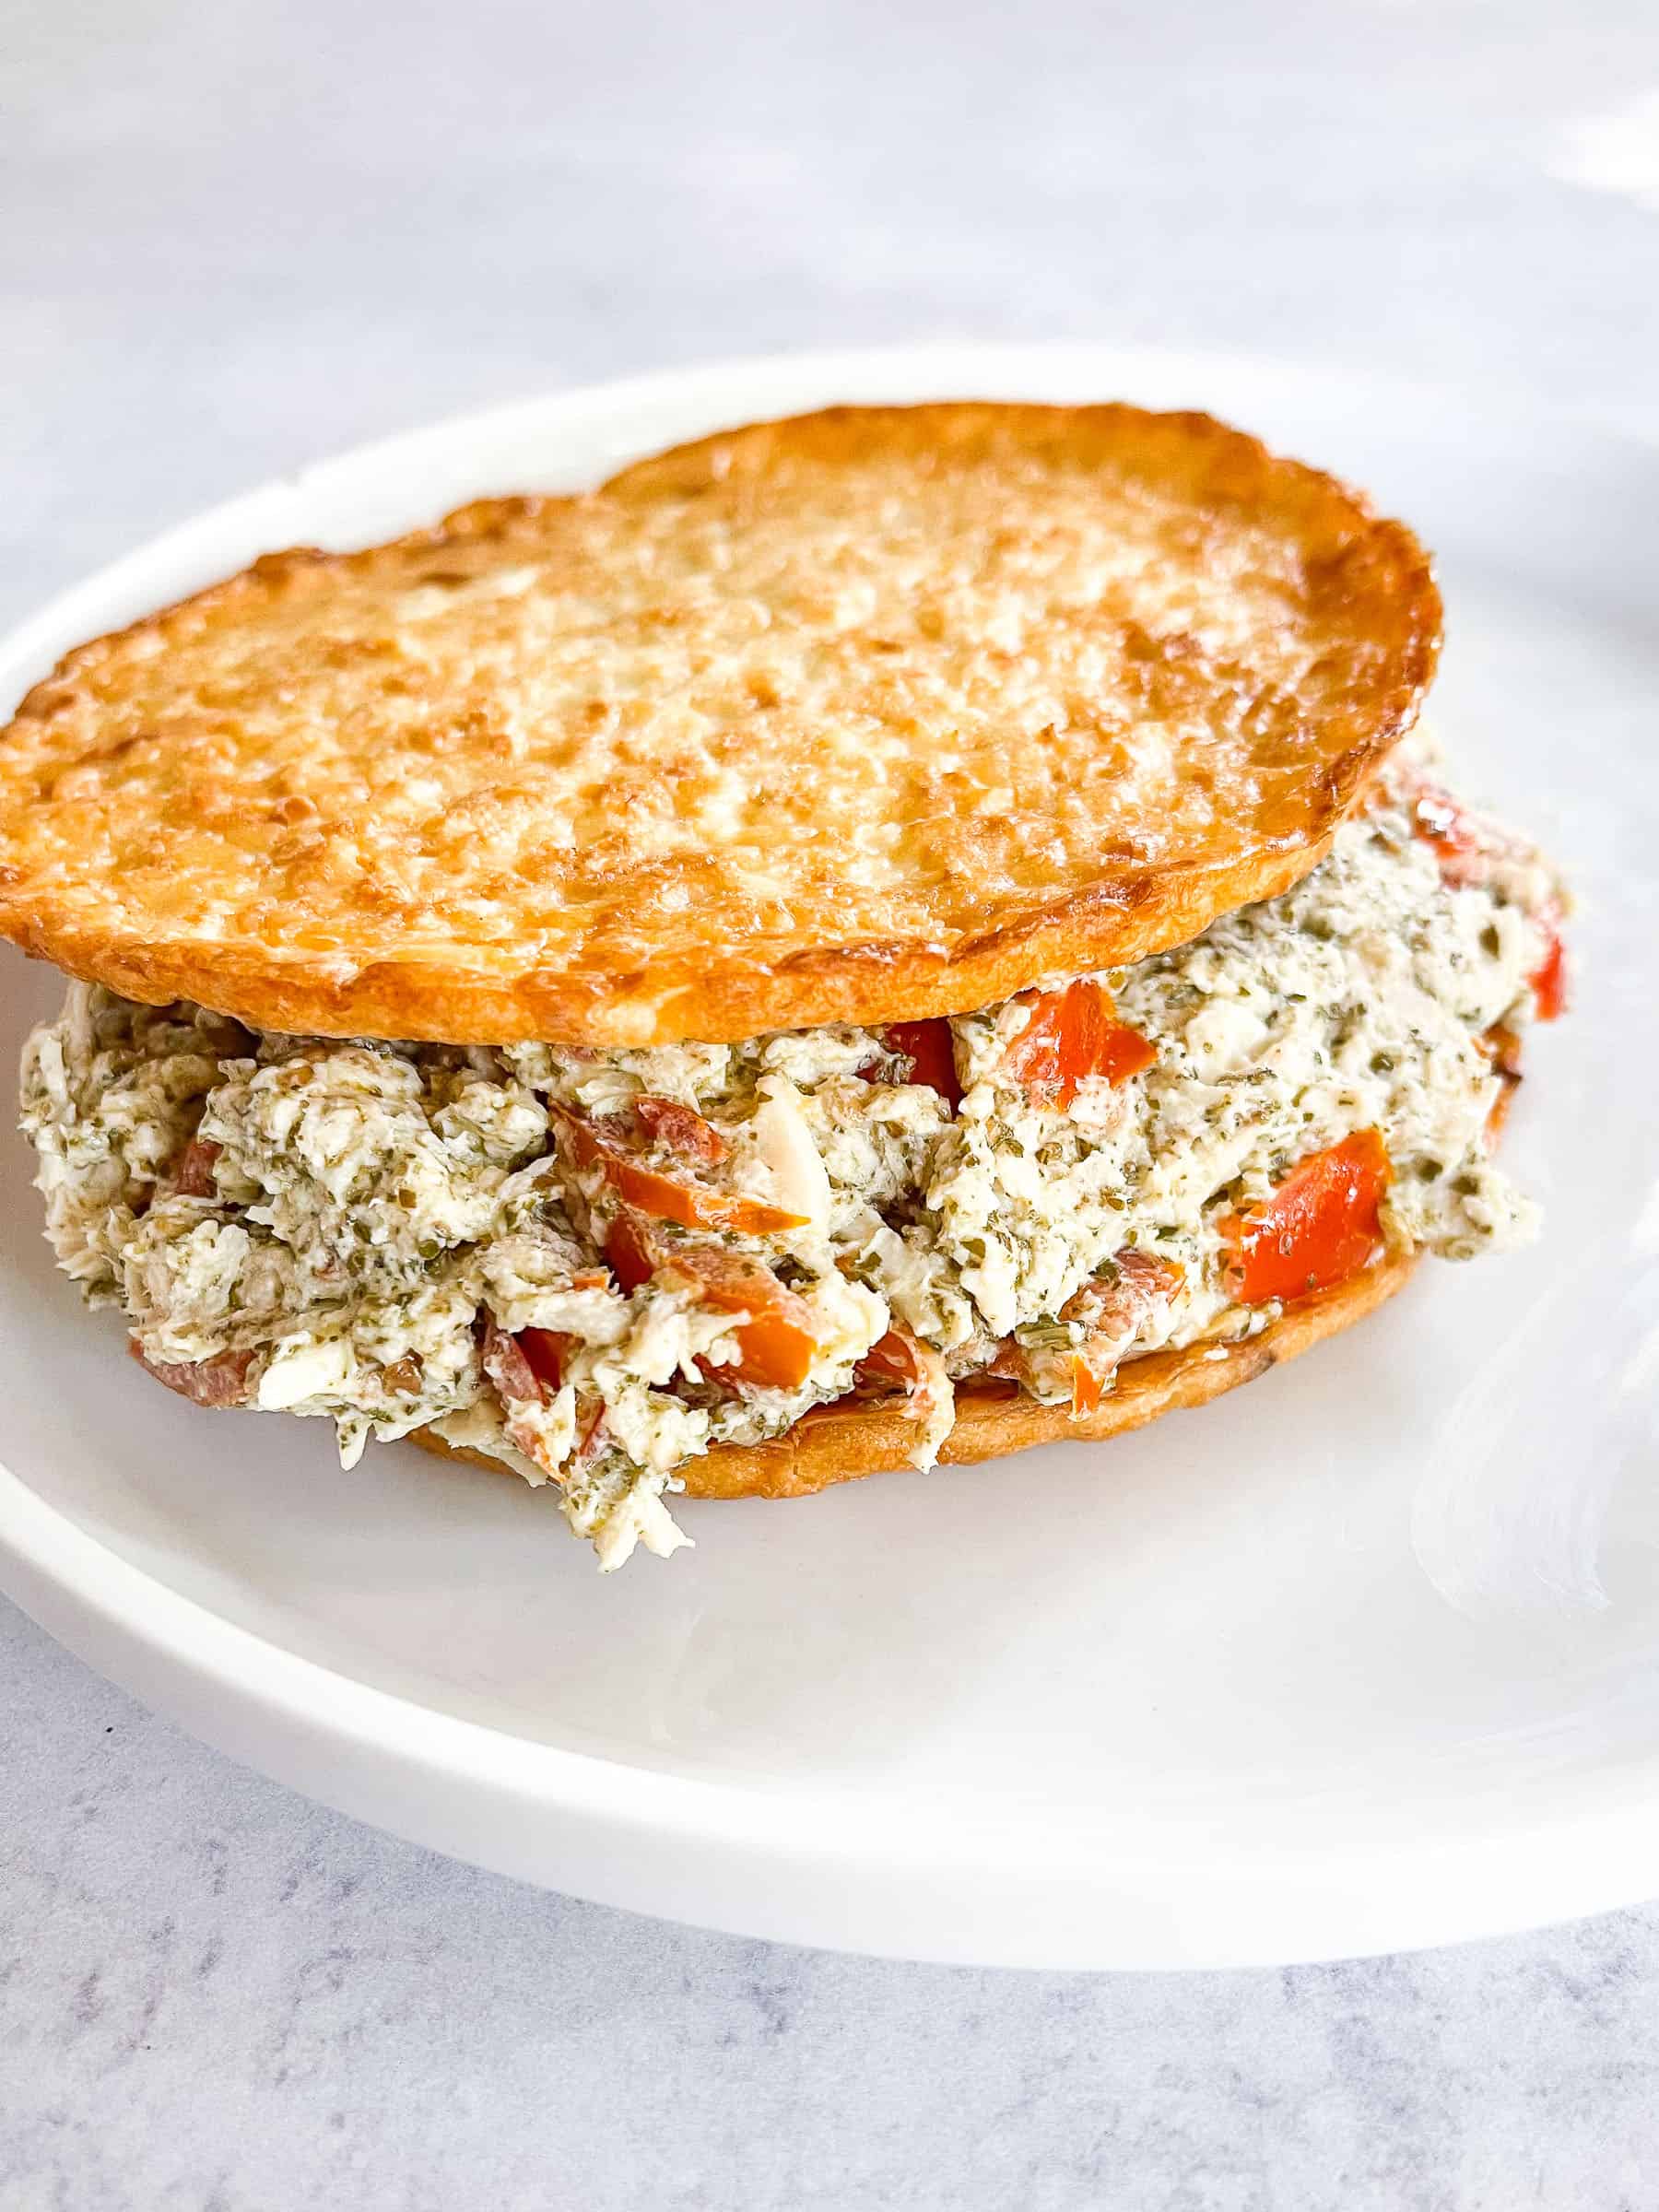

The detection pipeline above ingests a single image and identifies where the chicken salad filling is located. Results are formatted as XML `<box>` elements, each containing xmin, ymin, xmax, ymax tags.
<box><xmin>20</xmin><ymin>756</ymin><xmax>1565</xmax><ymax>1567</ymax></box>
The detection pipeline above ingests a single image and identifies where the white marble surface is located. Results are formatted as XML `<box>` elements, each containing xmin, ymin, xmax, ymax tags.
<box><xmin>4</xmin><ymin>2</ymin><xmax>1658</xmax><ymax>2203</ymax></box>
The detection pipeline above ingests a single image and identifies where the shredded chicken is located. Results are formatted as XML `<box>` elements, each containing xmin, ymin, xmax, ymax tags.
<box><xmin>19</xmin><ymin>762</ymin><xmax>1561</xmax><ymax>1567</ymax></box>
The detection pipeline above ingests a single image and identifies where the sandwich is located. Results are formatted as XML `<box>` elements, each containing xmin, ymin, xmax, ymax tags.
<box><xmin>0</xmin><ymin>404</ymin><xmax>1566</xmax><ymax>1567</ymax></box>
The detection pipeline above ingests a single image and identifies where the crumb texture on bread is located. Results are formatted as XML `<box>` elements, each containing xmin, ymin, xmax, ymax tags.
<box><xmin>0</xmin><ymin>403</ymin><xmax>1439</xmax><ymax>1045</ymax></box>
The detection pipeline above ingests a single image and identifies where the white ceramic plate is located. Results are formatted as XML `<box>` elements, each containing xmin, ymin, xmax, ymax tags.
<box><xmin>1</xmin><ymin>347</ymin><xmax>1653</xmax><ymax>1971</ymax></box>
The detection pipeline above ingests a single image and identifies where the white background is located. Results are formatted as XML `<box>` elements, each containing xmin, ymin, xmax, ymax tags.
<box><xmin>5</xmin><ymin>2</ymin><xmax>1658</xmax><ymax>2204</ymax></box>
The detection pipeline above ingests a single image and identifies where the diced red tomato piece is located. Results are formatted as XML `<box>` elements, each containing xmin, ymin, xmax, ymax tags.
<box><xmin>480</xmin><ymin>1312</ymin><xmax>542</xmax><ymax>1406</ymax></box>
<box><xmin>855</xmin><ymin>1326</ymin><xmax>932</xmax><ymax>1391</ymax></box>
<box><xmin>516</xmin><ymin>1327</ymin><xmax>568</xmax><ymax>1394</ymax></box>
<box><xmin>604</xmin><ymin>1211</ymin><xmax>817</xmax><ymax>1389</ymax></box>
<box><xmin>1219</xmin><ymin>1129</ymin><xmax>1392</xmax><ymax>1305</ymax></box>
<box><xmin>662</xmin><ymin>1246</ymin><xmax>819</xmax><ymax>1391</ymax></box>
<box><xmin>1408</xmin><ymin>783</ymin><xmax>1489</xmax><ymax>887</ymax></box>
<box><xmin>634</xmin><ymin>1094</ymin><xmax>727</xmax><ymax>1163</ymax></box>
<box><xmin>984</xmin><ymin>1339</ymin><xmax>1023</xmax><ymax>1383</ymax></box>
<box><xmin>173</xmin><ymin>1136</ymin><xmax>221</xmax><ymax>1197</ymax></box>
<box><xmin>1408</xmin><ymin>777</ymin><xmax>1563</xmax><ymax>913</ymax></box>
<box><xmin>1003</xmin><ymin>979</ymin><xmax>1156</xmax><ymax>1110</ymax></box>
<box><xmin>881</xmin><ymin>1019</ymin><xmax>961</xmax><ymax>1110</ymax></box>
<box><xmin>1069</xmin><ymin>1356</ymin><xmax>1106</xmax><ymax>1417</ymax></box>
<box><xmin>604</xmin><ymin>1150</ymin><xmax>785</xmax><ymax>1233</ymax></box>
<box><xmin>1529</xmin><ymin>900</ymin><xmax>1568</xmax><ymax>1021</ymax></box>
<box><xmin>850</xmin><ymin>1322</ymin><xmax>950</xmax><ymax>1431</ymax></box>
<box><xmin>605</xmin><ymin>1210</ymin><xmax>659</xmax><ymax>1293</ymax></box>
<box><xmin>552</xmin><ymin>1104</ymin><xmax>806</xmax><ymax>1236</ymax></box>
<box><xmin>1409</xmin><ymin>784</ymin><xmax>1569</xmax><ymax>1018</ymax></box>
<box><xmin>571</xmin><ymin>1400</ymin><xmax>608</xmax><ymax>1471</ymax></box>
<box><xmin>479</xmin><ymin>1312</ymin><xmax>598</xmax><ymax>1479</ymax></box>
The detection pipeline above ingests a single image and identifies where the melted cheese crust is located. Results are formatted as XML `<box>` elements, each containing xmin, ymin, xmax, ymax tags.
<box><xmin>0</xmin><ymin>405</ymin><xmax>1437</xmax><ymax>1045</ymax></box>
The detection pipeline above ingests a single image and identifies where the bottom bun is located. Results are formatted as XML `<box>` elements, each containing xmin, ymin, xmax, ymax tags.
<box><xmin>407</xmin><ymin>1250</ymin><xmax>1417</xmax><ymax>1503</ymax></box>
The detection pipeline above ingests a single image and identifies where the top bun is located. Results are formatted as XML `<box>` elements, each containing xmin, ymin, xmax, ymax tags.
<box><xmin>0</xmin><ymin>403</ymin><xmax>1440</xmax><ymax>1045</ymax></box>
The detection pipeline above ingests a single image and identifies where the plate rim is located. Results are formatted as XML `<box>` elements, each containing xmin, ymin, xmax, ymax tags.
<box><xmin>2</xmin><ymin>339</ymin><xmax>1653</xmax><ymax>1971</ymax></box>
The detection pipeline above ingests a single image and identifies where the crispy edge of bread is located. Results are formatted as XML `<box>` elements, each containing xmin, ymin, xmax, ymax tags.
<box><xmin>406</xmin><ymin>1249</ymin><xmax>1417</xmax><ymax>1505</ymax></box>
<box><xmin>1</xmin><ymin>832</ymin><xmax>1347</xmax><ymax>1049</ymax></box>
<box><xmin>0</xmin><ymin>403</ymin><xmax>1441</xmax><ymax>1047</ymax></box>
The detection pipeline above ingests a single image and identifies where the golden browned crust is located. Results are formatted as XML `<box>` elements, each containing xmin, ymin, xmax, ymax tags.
<box><xmin>0</xmin><ymin>404</ymin><xmax>1440</xmax><ymax>1046</ymax></box>
<box><xmin>407</xmin><ymin>1251</ymin><xmax>1417</xmax><ymax>1503</ymax></box>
